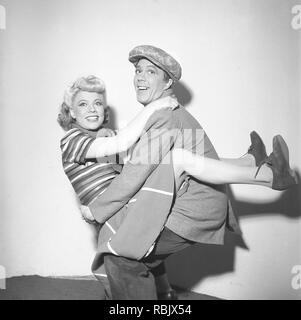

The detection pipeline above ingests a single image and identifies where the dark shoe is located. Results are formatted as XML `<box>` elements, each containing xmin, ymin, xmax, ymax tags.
<box><xmin>157</xmin><ymin>289</ymin><xmax>178</xmax><ymax>300</ymax></box>
<box><xmin>256</xmin><ymin>135</ymin><xmax>298</xmax><ymax>190</ymax></box>
<box><xmin>247</xmin><ymin>131</ymin><xmax>268</xmax><ymax>166</ymax></box>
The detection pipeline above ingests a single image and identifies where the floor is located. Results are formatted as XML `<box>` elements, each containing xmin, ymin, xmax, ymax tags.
<box><xmin>0</xmin><ymin>276</ymin><xmax>220</xmax><ymax>300</ymax></box>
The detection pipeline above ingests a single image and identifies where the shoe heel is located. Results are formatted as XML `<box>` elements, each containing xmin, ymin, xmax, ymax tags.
<box><xmin>274</xmin><ymin>135</ymin><xmax>289</xmax><ymax>162</ymax></box>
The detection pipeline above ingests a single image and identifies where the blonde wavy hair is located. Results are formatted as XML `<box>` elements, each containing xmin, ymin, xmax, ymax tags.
<box><xmin>57</xmin><ymin>75</ymin><xmax>109</xmax><ymax>131</ymax></box>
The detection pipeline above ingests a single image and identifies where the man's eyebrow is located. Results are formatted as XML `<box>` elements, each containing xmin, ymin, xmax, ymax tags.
<box><xmin>145</xmin><ymin>64</ymin><xmax>157</xmax><ymax>68</ymax></box>
<box><xmin>143</xmin><ymin>65</ymin><xmax>158</xmax><ymax>72</ymax></box>
<box><xmin>136</xmin><ymin>63</ymin><xmax>157</xmax><ymax>69</ymax></box>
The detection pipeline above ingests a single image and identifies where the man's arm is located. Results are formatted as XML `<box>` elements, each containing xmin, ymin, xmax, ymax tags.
<box><xmin>89</xmin><ymin>109</ymin><xmax>181</xmax><ymax>223</ymax></box>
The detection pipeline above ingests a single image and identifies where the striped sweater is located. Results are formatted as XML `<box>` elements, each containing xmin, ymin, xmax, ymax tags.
<box><xmin>60</xmin><ymin>127</ymin><xmax>119</xmax><ymax>206</ymax></box>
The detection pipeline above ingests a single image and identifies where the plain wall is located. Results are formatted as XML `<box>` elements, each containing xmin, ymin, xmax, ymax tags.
<box><xmin>0</xmin><ymin>0</ymin><xmax>300</xmax><ymax>299</ymax></box>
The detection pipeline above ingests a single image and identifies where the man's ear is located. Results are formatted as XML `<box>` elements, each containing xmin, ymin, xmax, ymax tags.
<box><xmin>164</xmin><ymin>78</ymin><xmax>173</xmax><ymax>90</ymax></box>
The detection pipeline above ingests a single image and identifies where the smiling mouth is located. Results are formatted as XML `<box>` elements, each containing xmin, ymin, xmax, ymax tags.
<box><xmin>85</xmin><ymin>116</ymin><xmax>99</xmax><ymax>121</ymax></box>
<box><xmin>137</xmin><ymin>85</ymin><xmax>149</xmax><ymax>91</ymax></box>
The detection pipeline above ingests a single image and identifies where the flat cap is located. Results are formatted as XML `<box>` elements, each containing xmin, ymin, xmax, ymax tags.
<box><xmin>129</xmin><ymin>45</ymin><xmax>182</xmax><ymax>81</ymax></box>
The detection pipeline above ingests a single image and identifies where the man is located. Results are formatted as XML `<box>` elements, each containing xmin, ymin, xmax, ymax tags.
<box><xmin>88</xmin><ymin>45</ymin><xmax>241</xmax><ymax>299</ymax></box>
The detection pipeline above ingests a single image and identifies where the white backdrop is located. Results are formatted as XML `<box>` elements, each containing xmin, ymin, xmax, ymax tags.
<box><xmin>0</xmin><ymin>0</ymin><xmax>300</xmax><ymax>299</ymax></box>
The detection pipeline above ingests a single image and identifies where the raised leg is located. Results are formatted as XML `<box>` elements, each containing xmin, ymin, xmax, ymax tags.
<box><xmin>221</xmin><ymin>155</ymin><xmax>255</xmax><ymax>167</ymax></box>
<box><xmin>172</xmin><ymin>133</ymin><xmax>297</xmax><ymax>190</ymax></box>
<box><xmin>172</xmin><ymin>148</ymin><xmax>272</xmax><ymax>187</ymax></box>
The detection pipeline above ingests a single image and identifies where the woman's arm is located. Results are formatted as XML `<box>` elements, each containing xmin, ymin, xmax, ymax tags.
<box><xmin>85</xmin><ymin>96</ymin><xmax>178</xmax><ymax>159</ymax></box>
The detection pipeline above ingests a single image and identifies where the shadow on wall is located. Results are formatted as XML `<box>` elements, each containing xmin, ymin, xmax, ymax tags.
<box><xmin>166</xmin><ymin>172</ymin><xmax>301</xmax><ymax>290</ymax></box>
<box><xmin>173</xmin><ymin>81</ymin><xmax>193</xmax><ymax>107</ymax></box>
<box><xmin>104</xmin><ymin>104</ymin><xmax>118</xmax><ymax>131</ymax></box>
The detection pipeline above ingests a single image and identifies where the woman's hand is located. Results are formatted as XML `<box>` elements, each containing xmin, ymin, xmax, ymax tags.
<box><xmin>148</xmin><ymin>95</ymin><xmax>179</xmax><ymax>111</ymax></box>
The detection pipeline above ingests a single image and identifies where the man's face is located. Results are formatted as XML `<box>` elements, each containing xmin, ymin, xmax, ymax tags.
<box><xmin>134</xmin><ymin>59</ymin><xmax>169</xmax><ymax>105</ymax></box>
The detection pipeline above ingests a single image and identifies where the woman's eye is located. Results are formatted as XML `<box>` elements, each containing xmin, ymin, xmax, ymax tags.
<box><xmin>148</xmin><ymin>70</ymin><xmax>155</xmax><ymax>74</ymax></box>
<box><xmin>135</xmin><ymin>69</ymin><xmax>141</xmax><ymax>74</ymax></box>
<box><xmin>79</xmin><ymin>102</ymin><xmax>87</xmax><ymax>107</ymax></box>
<box><xmin>95</xmin><ymin>102</ymin><xmax>102</xmax><ymax>106</ymax></box>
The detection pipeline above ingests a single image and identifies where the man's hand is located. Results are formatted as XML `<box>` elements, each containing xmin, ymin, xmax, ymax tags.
<box><xmin>97</xmin><ymin>128</ymin><xmax>116</xmax><ymax>137</ymax></box>
<box><xmin>80</xmin><ymin>205</ymin><xmax>96</xmax><ymax>223</ymax></box>
<box><xmin>148</xmin><ymin>95</ymin><xmax>179</xmax><ymax>111</ymax></box>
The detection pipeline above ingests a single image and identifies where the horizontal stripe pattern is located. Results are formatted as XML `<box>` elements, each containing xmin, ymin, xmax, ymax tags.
<box><xmin>62</xmin><ymin>130</ymin><xmax>94</xmax><ymax>165</ymax></box>
<box><xmin>60</xmin><ymin>129</ymin><xmax>118</xmax><ymax>205</ymax></box>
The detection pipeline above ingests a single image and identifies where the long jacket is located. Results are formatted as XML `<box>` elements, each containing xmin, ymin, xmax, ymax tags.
<box><xmin>89</xmin><ymin>106</ymin><xmax>241</xmax><ymax>274</ymax></box>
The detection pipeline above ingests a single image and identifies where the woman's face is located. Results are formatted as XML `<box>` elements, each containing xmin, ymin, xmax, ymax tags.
<box><xmin>70</xmin><ymin>91</ymin><xmax>106</xmax><ymax>130</ymax></box>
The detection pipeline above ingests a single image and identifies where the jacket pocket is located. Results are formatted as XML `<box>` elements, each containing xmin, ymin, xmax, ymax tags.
<box><xmin>177</xmin><ymin>177</ymin><xmax>189</xmax><ymax>198</ymax></box>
